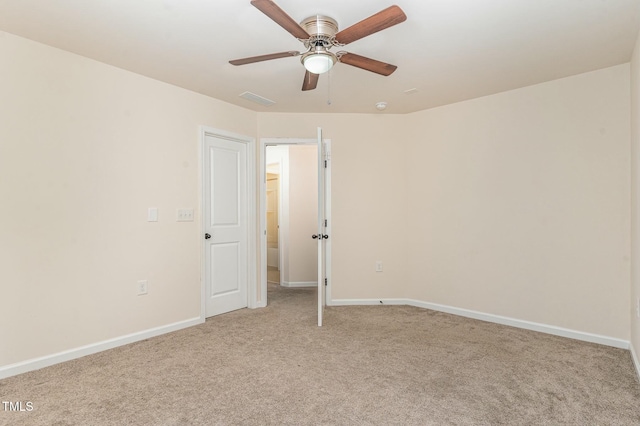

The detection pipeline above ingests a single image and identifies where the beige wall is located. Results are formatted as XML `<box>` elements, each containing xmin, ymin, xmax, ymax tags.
<box><xmin>405</xmin><ymin>64</ymin><xmax>631</xmax><ymax>339</ymax></box>
<box><xmin>257</xmin><ymin>69</ymin><xmax>632</xmax><ymax>341</ymax></box>
<box><xmin>1</xmin><ymin>30</ymin><xmax>635</xmax><ymax>373</ymax></box>
<box><xmin>631</xmin><ymin>32</ymin><xmax>640</xmax><ymax>365</ymax></box>
<box><xmin>288</xmin><ymin>145</ymin><xmax>318</xmax><ymax>283</ymax></box>
<box><xmin>257</xmin><ymin>114</ymin><xmax>410</xmax><ymax>300</ymax></box>
<box><xmin>0</xmin><ymin>33</ymin><xmax>257</xmax><ymax>367</ymax></box>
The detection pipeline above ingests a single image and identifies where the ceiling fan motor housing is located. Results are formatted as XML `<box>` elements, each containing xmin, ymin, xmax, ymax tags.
<box><xmin>301</xmin><ymin>15</ymin><xmax>339</xmax><ymax>48</ymax></box>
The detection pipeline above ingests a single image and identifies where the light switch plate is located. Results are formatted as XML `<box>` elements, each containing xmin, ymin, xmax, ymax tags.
<box><xmin>177</xmin><ymin>208</ymin><xmax>194</xmax><ymax>222</ymax></box>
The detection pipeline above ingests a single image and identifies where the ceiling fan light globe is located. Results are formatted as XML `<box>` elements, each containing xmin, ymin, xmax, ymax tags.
<box><xmin>302</xmin><ymin>52</ymin><xmax>336</xmax><ymax>74</ymax></box>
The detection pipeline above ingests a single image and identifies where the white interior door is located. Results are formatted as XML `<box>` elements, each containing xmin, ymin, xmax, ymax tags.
<box><xmin>204</xmin><ymin>134</ymin><xmax>248</xmax><ymax>317</ymax></box>
<box><xmin>317</xmin><ymin>128</ymin><xmax>327</xmax><ymax>326</ymax></box>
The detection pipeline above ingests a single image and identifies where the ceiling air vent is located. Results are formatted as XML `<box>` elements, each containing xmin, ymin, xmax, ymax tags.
<box><xmin>239</xmin><ymin>91</ymin><xmax>275</xmax><ymax>107</ymax></box>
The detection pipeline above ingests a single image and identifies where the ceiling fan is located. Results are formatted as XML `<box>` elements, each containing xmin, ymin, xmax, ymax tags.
<box><xmin>229</xmin><ymin>0</ymin><xmax>407</xmax><ymax>91</ymax></box>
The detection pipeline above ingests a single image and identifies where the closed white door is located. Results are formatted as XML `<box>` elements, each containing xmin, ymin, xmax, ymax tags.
<box><xmin>204</xmin><ymin>134</ymin><xmax>248</xmax><ymax>317</ymax></box>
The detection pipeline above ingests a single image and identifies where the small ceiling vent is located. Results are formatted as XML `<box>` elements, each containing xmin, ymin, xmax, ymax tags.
<box><xmin>239</xmin><ymin>91</ymin><xmax>275</xmax><ymax>106</ymax></box>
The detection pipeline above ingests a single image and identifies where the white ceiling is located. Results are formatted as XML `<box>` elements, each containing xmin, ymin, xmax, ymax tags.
<box><xmin>0</xmin><ymin>0</ymin><xmax>639</xmax><ymax>114</ymax></box>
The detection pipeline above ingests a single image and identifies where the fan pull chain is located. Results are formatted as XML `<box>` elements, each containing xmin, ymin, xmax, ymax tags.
<box><xmin>327</xmin><ymin>56</ymin><xmax>332</xmax><ymax>106</ymax></box>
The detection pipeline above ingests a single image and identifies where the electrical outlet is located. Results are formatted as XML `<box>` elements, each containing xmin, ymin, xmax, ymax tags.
<box><xmin>137</xmin><ymin>280</ymin><xmax>148</xmax><ymax>295</ymax></box>
<box><xmin>147</xmin><ymin>208</ymin><xmax>158</xmax><ymax>222</ymax></box>
<box><xmin>375</xmin><ymin>261</ymin><xmax>383</xmax><ymax>272</ymax></box>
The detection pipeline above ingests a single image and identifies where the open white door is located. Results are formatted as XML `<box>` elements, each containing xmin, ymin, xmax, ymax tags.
<box><xmin>260</xmin><ymin>138</ymin><xmax>331</xmax><ymax>315</ymax></box>
<box><xmin>317</xmin><ymin>128</ymin><xmax>327</xmax><ymax>326</ymax></box>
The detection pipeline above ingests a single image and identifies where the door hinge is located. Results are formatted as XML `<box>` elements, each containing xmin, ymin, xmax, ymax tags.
<box><xmin>324</xmin><ymin>160</ymin><xmax>327</xmax><ymax>168</ymax></box>
<box><xmin>324</xmin><ymin>219</ymin><xmax>327</xmax><ymax>227</ymax></box>
<box><xmin>324</xmin><ymin>278</ymin><xmax>327</xmax><ymax>286</ymax></box>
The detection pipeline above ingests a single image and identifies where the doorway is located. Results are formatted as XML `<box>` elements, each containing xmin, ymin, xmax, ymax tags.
<box><xmin>266</xmin><ymin>160</ymin><xmax>281</xmax><ymax>285</ymax></box>
<box><xmin>259</xmin><ymin>138</ymin><xmax>332</xmax><ymax>315</ymax></box>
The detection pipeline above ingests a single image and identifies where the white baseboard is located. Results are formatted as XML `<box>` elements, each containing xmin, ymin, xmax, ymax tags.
<box><xmin>281</xmin><ymin>281</ymin><xmax>316</xmax><ymax>288</ymax></box>
<box><xmin>329</xmin><ymin>298</ymin><xmax>407</xmax><ymax>306</ymax></box>
<box><xmin>330</xmin><ymin>298</ymin><xmax>629</xmax><ymax>349</ymax></box>
<box><xmin>631</xmin><ymin>342</ymin><xmax>640</xmax><ymax>382</ymax></box>
<box><xmin>4</xmin><ymin>301</ymin><xmax>632</xmax><ymax>380</ymax></box>
<box><xmin>0</xmin><ymin>317</ymin><xmax>203</xmax><ymax>380</ymax></box>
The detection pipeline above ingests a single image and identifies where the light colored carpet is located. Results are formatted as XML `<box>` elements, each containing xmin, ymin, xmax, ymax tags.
<box><xmin>1</xmin><ymin>283</ymin><xmax>639</xmax><ymax>425</ymax></box>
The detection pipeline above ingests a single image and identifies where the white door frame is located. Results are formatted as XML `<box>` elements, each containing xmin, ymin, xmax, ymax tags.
<box><xmin>200</xmin><ymin>126</ymin><xmax>257</xmax><ymax>320</ymax></box>
<box><xmin>259</xmin><ymin>138</ymin><xmax>332</xmax><ymax>307</ymax></box>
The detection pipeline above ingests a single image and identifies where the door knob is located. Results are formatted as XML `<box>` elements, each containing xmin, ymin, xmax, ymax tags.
<box><xmin>205</xmin><ymin>233</ymin><xmax>211</xmax><ymax>239</ymax></box>
<box><xmin>312</xmin><ymin>234</ymin><xmax>318</xmax><ymax>239</ymax></box>
<box><xmin>322</xmin><ymin>234</ymin><xmax>329</xmax><ymax>239</ymax></box>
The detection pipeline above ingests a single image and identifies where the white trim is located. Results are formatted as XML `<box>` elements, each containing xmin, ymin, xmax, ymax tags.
<box><xmin>199</xmin><ymin>126</ymin><xmax>257</xmax><ymax>316</ymax></box>
<box><xmin>631</xmin><ymin>342</ymin><xmax>640</xmax><ymax>382</ymax></box>
<box><xmin>281</xmin><ymin>281</ymin><xmax>317</xmax><ymax>288</ymax></box>
<box><xmin>330</xmin><ymin>298</ymin><xmax>630</xmax><ymax>349</ymax></box>
<box><xmin>0</xmin><ymin>317</ymin><xmax>203</xmax><ymax>380</ymax></box>
<box><xmin>329</xmin><ymin>298</ymin><xmax>408</xmax><ymax>306</ymax></box>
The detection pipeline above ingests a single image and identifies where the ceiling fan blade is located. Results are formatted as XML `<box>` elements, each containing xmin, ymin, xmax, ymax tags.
<box><xmin>339</xmin><ymin>53</ymin><xmax>397</xmax><ymax>76</ymax></box>
<box><xmin>302</xmin><ymin>71</ymin><xmax>319</xmax><ymax>91</ymax></box>
<box><xmin>229</xmin><ymin>51</ymin><xmax>300</xmax><ymax>66</ymax></box>
<box><xmin>250</xmin><ymin>0</ymin><xmax>310</xmax><ymax>40</ymax></box>
<box><xmin>335</xmin><ymin>5</ymin><xmax>407</xmax><ymax>45</ymax></box>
